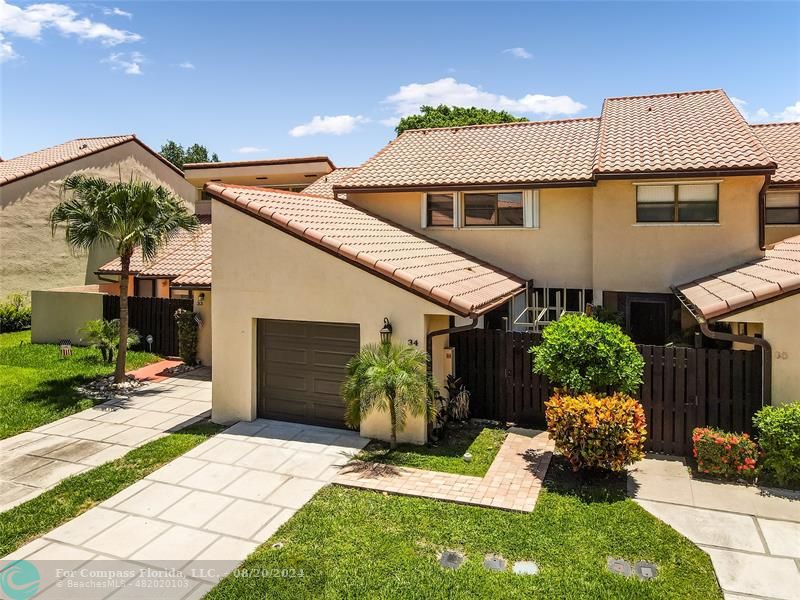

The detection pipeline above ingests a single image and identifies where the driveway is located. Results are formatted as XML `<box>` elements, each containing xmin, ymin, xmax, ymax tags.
<box><xmin>1</xmin><ymin>419</ymin><xmax>367</xmax><ymax>599</ymax></box>
<box><xmin>0</xmin><ymin>368</ymin><xmax>213</xmax><ymax>512</ymax></box>
<box><xmin>629</xmin><ymin>455</ymin><xmax>800</xmax><ymax>600</ymax></box>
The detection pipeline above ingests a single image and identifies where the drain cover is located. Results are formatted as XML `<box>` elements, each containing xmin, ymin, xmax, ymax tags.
<box><xmin>483</xmin><ymin>555</ymin><xmax>507</xmax><ymax>571</ymax></box>
<box><xmin>439</xmin><ymin>550</ymin><xmax>465</xmax><ymax>570</ymax></box>
<box><xmin>607</xmin><ymin>557</ymin><xmax>632</xmax><ymax>577</ymax></box>
<box><xmin>271</xmin><ymin>542</ymin><xmax>284</xmax><ymax>550</ymax></box>
<box><xmin>634</xmin><ymin>561</ymin><xmax>659</xmax><ymax>581</ymax></box>
<box><xmin>512</xmin><ymin>561</ymin><xmax>539</xmax><ymax>576</ymax></box>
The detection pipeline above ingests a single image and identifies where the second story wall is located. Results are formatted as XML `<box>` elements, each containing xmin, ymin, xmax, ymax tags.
<box><xmin>592</xmin><ymin>175</ymin><xmax>764</xmax><ymax>294</ymax></box>
<box><xmin>347</xmin><ymin>187</ymin><xmax>594</xmax><ymax>288</ymax></box>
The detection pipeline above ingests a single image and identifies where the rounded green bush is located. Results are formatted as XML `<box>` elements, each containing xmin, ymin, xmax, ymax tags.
<box><xmin>753</xmin><ymin>402</ymin><xmax>800</xmax><ymax>488</ymax></box>
<box><xmin>531</xmin><ymin>313</ymin><xmax>644</xmax><ymax>395</ymax></box>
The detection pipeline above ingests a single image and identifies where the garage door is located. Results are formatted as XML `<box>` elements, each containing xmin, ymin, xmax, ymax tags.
<box><xmin>256</xmin><ymin>319</ymin><xmax>360</xmax><ymax>429</ymax></box>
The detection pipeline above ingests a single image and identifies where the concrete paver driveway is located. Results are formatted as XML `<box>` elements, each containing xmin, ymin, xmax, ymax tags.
<box><xmin>0</xmin><ymin>370</ymin><xmax>212</xmax><ymax>513</ymax></box>
<box><xmin>629</xmin><ymin>455</ymin><xmax>800</xmax><ymax>600</ymax></box>
<box><xmin>1</xmin><ymin>419</ymin><xmax>367</xmax><ymax>599</ymax></box>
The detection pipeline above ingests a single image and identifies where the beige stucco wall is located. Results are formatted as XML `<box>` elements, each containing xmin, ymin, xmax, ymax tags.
<box><xmin>211</xmin><ymin>200</ymin><xmax>455</xmax><ymax>444</ymax></box>
<box><xmin>0</xmin><ymin>141</ymin><xmax>195</xmax><ymax>298</ymax></box>
<box><xmin>721</xmin><ymin>295</ymin><xmax>800</xmax><ymax>407</ymax></box>
<box><xmin>766</xmin><ymin>225</ymin><xmax>800</xmax><ymax>246</ymax></box>
<box><xmin>347</xmin><ymin>188</ymin><xmax>593</xmax><ymax>286</ymax></box>
<box><xmin>592</xmin><ymin>176</ymin><xmax>764</xmax><ymax>293</ymax></box>
<box><xmin>193</xmin><ymin>289</ymin><xmax>212</xmax><ymax>367</ymax></box>
<box><xmin>31</xmin><ymin>288</ymin><xmax>104</xmax><ymax>344</ymax></box>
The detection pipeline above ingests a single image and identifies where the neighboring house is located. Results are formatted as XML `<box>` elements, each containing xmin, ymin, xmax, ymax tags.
<box><xmin>0</xmin><ymin>135</ymin><xmax>196</xmax><ymax>297</ymax></box>
<box><xmin>207</xmin><ymin>88</ymin><xmax>798</xmax><ymax>443</ymax></box>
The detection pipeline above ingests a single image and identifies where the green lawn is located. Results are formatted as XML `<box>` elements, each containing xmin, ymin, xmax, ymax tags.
<box><xmin>206</xmin><ymin>458</ymin><xmax>722</xmax><ymax>600</ymax></box>
<box><xmin>0</xmin><ymin>421</ymin><xmax>223</xmax><ymax>557</ymax></box>
<box><xmin>0</xmin><ymin>330</ymin><xmax>159</xmax><ymax>439</ymax></box>
<box><xmin>356</xmin><ymin>423</ymin><xmax>507</xmax><ymax>477</ymax></box>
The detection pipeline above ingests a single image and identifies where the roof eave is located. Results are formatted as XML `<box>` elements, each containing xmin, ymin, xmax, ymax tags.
<box><xmin>594</xmin><ymin>166</ymin><xmax>776</xmax><ymax>180</ymax></box>
<box><xmin>334</xmin><ymin>179</ymin><xmax>596</xmax><ymax>194</ymax></box>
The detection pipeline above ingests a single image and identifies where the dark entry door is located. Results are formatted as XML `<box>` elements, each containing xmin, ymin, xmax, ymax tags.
<box><xmin>256</xmin><ymin>319</ymin><xmax>359</xmax><ymax>428</ymax></box>
<box><xmin>628</xmin><ymin>299</ymin><xmax>668</xmax><ymax>345</ymax></box>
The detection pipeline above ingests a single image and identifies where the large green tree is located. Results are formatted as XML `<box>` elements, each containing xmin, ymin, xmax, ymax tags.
<box><xmin>51</xmin><ymin>176</ymin><xmax>199</xmax><ymax>382</ymax></box>
<box><xmin>159</xmin><ymin>140</ymin><xmax>220</xmax><ymax>169</ymax></box>
<box><xmin>395</xmin><ymin>105</ymin><xmax>527</xmax><ymax>135</ymax></box>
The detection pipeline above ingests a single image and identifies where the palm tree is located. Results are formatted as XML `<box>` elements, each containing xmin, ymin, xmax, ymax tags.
<box><xmin>342</xmin><ymin>343</ymin><xmax>436</xmax><ymax>449</ymax></box>
<box><xmin>51</xmin><ymin>176</ymin><xmax>198</xmax><ymax>383</ymax></box>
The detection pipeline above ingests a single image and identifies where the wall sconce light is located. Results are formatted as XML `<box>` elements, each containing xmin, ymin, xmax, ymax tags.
<box><xmin>197</xmin><ymin>292</ymin><xmax>205</xmax><ymax>306</ymax></box>
<box><xmin>380</xmin><ymin>317</ymin><xmax>393</xmax><ymax>345</ymax></box>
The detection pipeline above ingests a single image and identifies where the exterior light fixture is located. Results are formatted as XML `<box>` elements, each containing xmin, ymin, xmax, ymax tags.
<box><xmin>197</xmin><ymin>292</ymin><xmax>205</xmax><ymax>306</ymax></box>
<box><xmin>380</xmin><ymin>317</ymin><xmax>393</xmax><ymax>345</ymax></box>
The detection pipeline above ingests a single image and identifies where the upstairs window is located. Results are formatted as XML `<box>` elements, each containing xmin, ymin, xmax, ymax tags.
<box><xmin>425</xmin><ymin>193</ymin><xmax>454</xmax><ymax>226</ymax></box>
<box><xmin>636</xmin><ymin>183</ymin><xmax>718</xmax><ymax>223</ymax></box>
<box><xmin>766</xmin><ymin>191</ymin><xmax>800</xmax><ymax>224</ymax></box>
<box><xmin>464</xmin><ymin>191</ymin><xmax>524</xmax><ymax>226</ymax></box>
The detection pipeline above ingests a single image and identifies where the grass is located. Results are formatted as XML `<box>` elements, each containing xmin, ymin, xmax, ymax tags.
<box><xmin>355</xmin><ymin>423</ymin><xmax>507</xmax><ymax>477</ymax></box>
<box><xmin>0</xmin><ymin>330</ymin><xmax>159</xmax><ymax>439</ymax></box>
<box><xmin>0</xmin><ymin>420</ymin><xmax>223</xmax><ymax>557</ymax></box>
<box><xmin>206</xmin><ymin>457</ymin><xmax>721</xmax><ymax>600</ymax></box>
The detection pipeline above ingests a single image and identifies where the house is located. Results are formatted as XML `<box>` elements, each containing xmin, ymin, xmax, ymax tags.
<box><xmin>0</xmin><ymin>135</ymin><xmax>196</xmax><ymax>298</ymax></box>
<box><xmin>207</xmin><ymin>89</ymin><xmax>799</xmax><ymax>443</ymax></box>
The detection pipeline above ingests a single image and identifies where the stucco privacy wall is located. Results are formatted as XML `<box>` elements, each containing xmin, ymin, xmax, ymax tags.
<box><xmin>347</xmin><ymin>188</ymin><xmax>594</xmax><ymax>287</ymax></box>
<box><xmin>721</xmin><ymin>295</ymin><xmax>800</xmax><ymax>407</ymax></box>
<box><xmin>592</xmin><ymin>176</ymin><xmax>764</xmax><ymax>294</ymax></box>
<box><xmin>31</xmin><ymin>288</ymin><xmax>103</xmax><ymax>344</ymax></box>
<box><xmin>0</xmin><ymin>141</ymin><xmax>195</xmax><ymax>297</ymax></box>
<box><xmin>211</xmin><ymin>200</ymin><xmax>455</xmax><ymax>444</ymax></box>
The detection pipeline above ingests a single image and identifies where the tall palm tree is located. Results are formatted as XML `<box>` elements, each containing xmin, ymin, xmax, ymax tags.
<box><xmin>51</xmin><ymin>175</ymin><xmax>199</xmax><ymax>383</ymax></box>
<box><xmin>342</xmin><ymin>343</ymin><xmax>436</xmax><ymax>449</ymax></box>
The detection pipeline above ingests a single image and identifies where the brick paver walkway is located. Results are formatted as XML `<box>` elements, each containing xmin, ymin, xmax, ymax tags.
<box><xmin>0</xmin><ymin>367</ymin><xmax>212</xmax><ymax>512</ymax></box>
<box><xmin>334</xmin><ymin>427</ymin><xmax>553</xmax><ymax>512</ymax></box>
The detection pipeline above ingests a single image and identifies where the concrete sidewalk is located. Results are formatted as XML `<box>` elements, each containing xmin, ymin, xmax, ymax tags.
<box><xmin>629</xmin><ymin>455</ymin><xmax>800</xmax><ymax>600</ymax></box>
<box><xmin>0</xmin><ymin>368</ymin><xmax>212</xmax><ymax>513</ymax></box>
<box><xmin>1</xmin><ymin>419</ymin><xmax>367</xmax><ymax>599</ymax></box>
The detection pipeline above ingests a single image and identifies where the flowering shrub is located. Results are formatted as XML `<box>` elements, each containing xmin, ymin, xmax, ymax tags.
<box><xmin>545</xmin><ymin>392</ymin><xmax>647</xmax><ymax>471</ymax></box>
<box><xmin>692</xmin><ymin>427</ymin><xmax>759</xmax><ymax>479</ymax></box>
<box><xmin>753</xmin><ymin>402</ymin><xmax>800</xmax><ymax>488</ymax></box>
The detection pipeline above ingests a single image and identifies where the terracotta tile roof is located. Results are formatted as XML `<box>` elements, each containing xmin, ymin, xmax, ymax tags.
<box><xmin>594</xmin><ymin>89</ymin><xmax>775</xmax><ymax>176</ymax></box>
<box><xmin>97</xmin><ymin>215</ymin><xmax>212</xmax><ymax>280</ymax></box>
<box><xmin>302</xmin><ymin>167</ymin><xmax>360</xmax><ymax>198</ymax></box>
<box><xmin>751</xmin><ymin>122</ymin><xmax>800</xmax><ymax>185</ymax></box>
<box><xmin>205</xmin><ymin>184</ymin><xmax>525</xmax><ymax>316</ymax></box>
<box><xmin>0</xmin><ymin>135</ymin><xmax>183</xmax><ymax>186</ymax></box>
<box><xmin>336</xmin><ymin>118</ymin><xmax>600</xmax><ymax>190</ymax></box>
<box><xmin>183</xmin><ymin>156</ymin><xmax>335</xmax><ymax>170</ymax></box>
<box><xmin>173</xmin><ymin>256</ymin><xmax>212</xmax><ymax>287</ymax></box>
<box><xmin>675</xmin><ymin>235</ymin><xmax>800</xmax><ymax>319</ymax></box>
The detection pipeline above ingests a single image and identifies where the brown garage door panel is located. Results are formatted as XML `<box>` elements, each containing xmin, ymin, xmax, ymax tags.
<box><xmin>257</xmin><ymin>319</ymin><xmax>360</xmax><ymax>429</ymax></box>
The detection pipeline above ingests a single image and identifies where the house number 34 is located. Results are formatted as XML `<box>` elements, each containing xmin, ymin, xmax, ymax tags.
<box><xmin>775</xmin><ymin>351</ymin><xmax>789</xmax><ymax>359</ymax></box>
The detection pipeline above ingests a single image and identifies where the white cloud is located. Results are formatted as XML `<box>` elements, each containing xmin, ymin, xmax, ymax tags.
<box><xmin>177</xmin><ymin>61</ymin><xmax>194</xmax><ymax>69</ymax></box>
<box><xmin>776</xmin><ymin>101</ymin><xmax>800</xmax><ymax>122</ymax></box>
<box><xmin>383</xmin><ymin>78</ymin><xmax>585</xmax><ymax>117</ymax></box>
<box><xmin>0</xmin><ymin>0</ymin><xmax>141</xmax><ymax>59</ymax></box>
<box><xmin>104</xmin><ymin>50</ymin><xmax>143</xmax><ymax>75</ymax></box>
<box><xmin>503</xmin><ymin>47</ymin><xmax>532</xmax><ymax>60</ymax></box>
<box><xmin>0</xmin><ymin>33</ymin><xmax>15</xmax><ymax>61</ymax></box>
<box><xmin>103</xmin><ymin>7</ymin><xmax>132</xmax><ymax>18</ymax></box>
<box><xmin>235</xmin><ymin>146</ymin><xmax>268</xmax><ymax>154</ymax></box>
<box><xmin>289</xmin><ymin>115</ymin><xmax>369</xmax><ymax>137</ymax></box>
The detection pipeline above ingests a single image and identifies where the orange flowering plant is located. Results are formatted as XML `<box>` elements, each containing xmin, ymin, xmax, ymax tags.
<box><xmin>692</xmin><ymin>427</ymin><xmax>759</xmax><ymax>479</ymax></box>
<box><xmin>545</xmin><ymin>392</ymin><xmax>647</xmax><ymax>472</ymax></box>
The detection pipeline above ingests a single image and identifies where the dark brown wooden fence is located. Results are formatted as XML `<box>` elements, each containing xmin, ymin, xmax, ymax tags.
<box><xmin>103</xmin><ymin>295</ymin><xmax>192</xmax><ymax>356</ymax></box>
<box><xmin>450</xmin><ymin>328</ymin><xmax>764</xmax><ymax>456</ymax></box>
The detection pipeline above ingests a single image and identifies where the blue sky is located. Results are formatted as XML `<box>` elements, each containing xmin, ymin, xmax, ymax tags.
<box><xmin>1</xmin><ymin>1</ymin><xmax>799</xmax><ymax>166</ymax></box>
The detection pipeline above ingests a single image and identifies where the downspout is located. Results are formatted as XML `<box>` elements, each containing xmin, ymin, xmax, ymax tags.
<box><xmin>758</xmin><ymin>174</ymin><xmax>771</xmax><ymax>251</ymax></box>
<box><xmin>698</xmin><ymin>321</ymin><xmax>772</xmax><ymax>407</ymax></box>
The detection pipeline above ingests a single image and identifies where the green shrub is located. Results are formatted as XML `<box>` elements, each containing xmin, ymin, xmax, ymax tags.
<box><xmin>0</xmin><ymin>293</ymin><xmax>32</xmax><ymax>333</ymax></box>
<box><xmin>80</xmin><ymin>319</ymin><xmax>140</xmax><ymax>363</ymax></box>
<box><xmin>174</xmin><ymin>309</ymin><xmax>199</xmax><ymax>365</ymax></box>
<box><xmin>531</xmin><ymin>313</ymin><xmax>644</xmax><ymax>395</ymax></box>
<box><xmin>545</xmin><ymin>392</ymin><xmax>647</xmax><ymax>471</ymax></box>
<box><xmin>754</xmin><ymin>403</ymin><xmax>800</xmax><ymax>488</ymax></box>
<box><xmin>692</xmin><ymin>427</ymin><xmax>759</xmax><ymax>479</ymax></box>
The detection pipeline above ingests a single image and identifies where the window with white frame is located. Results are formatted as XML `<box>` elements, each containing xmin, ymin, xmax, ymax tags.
<box><xmin>421</xmin><ymin>190</ymin><xmax>537</xmax><ymax>228</ymax></box>
<box><xmin>766</xmin><ymin>191</ymin><xmax>800</xmax><ymax>225</ymax></box>
<box><xmin>636</xmin><ymin>183</ymin><xmax>719</xmax><ymax>223</ymax></box>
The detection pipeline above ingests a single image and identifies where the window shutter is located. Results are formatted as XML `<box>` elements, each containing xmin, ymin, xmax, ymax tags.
<box><xmin>420</xmin><ymin>193</ymin><xmax>427</xmax><ymax>228</ymax></box>
<box><xmin>524</xmin><ymin>190</ymin><xmax>538</xmax><ymax>228</ymax></box>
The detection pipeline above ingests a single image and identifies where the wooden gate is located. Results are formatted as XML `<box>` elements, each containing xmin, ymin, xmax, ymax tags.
<box><xmin>103</xmin><ymin>295</ymin><xmax>192</xmax><ymax>356</ymax></box>
<box><xmin>449</xmin><ymin>329</ymin><xmax>764</xmax><ymax>456</ymax></box>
